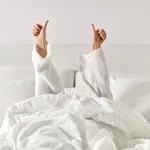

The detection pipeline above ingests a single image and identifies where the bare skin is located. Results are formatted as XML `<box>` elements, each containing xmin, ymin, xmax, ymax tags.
<box><xmin>32</xmin><ymin>20</ymin><xmax>49</xmax><ymax>58</ymax></box>
<box><xmin>91</xmin><ymin>23</ymin><xmax>107</xmax><ymax>50</ymax></box>
<box><xmin>32</xmin><ymin>21</ymin><xmax>107</xmax><ymax>57</ymax></box>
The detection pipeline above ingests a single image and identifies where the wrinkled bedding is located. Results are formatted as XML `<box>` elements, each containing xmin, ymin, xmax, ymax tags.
<box><xmin>0</xmin><ymin>45</ymin><xmax>150</xmax><ymax>150</ymax></box>
<box><xmin>0</xmin><ymin>93</ymin><xmax>150</xmax><ymax>150</ymax></box>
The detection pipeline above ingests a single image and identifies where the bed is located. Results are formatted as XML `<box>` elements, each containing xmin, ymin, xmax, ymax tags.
<box><xmin>0</xmin><ymin>44</ymin><xmax>150</xmax><ymax>150</ymax></box>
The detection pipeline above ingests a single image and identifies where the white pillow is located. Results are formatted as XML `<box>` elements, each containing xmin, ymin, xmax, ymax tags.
<box><xmin>110</xmin><ymin>74</ymin><xmax>150</xmax><ymax>123</ymax></box>
<box><xmin>0</xmin><ymin>67</ymin><xmax>76</xmax><ymax>88</ymax></box>
<box><xmin>59</xmin><ymin>69</ymin><xmax>75</xmax><ymax>88</ymax></box>
<box><xmin>0</xmin><ymin>67</ymin><xmax>75</xmax><ymax>125</ymax></box>
<box><xmin>0</xmin><ymin>79</ymin><xmax>35</xmax><ymax>125</ymax></box>
<box><xmin>0</xmin><ymin>66</ymin><xmax>35</xmax><ymax>80</ymax></box>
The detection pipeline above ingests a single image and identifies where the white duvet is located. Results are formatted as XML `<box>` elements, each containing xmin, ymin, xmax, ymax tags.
<box><xmin>0</xmin><ymin>44</ymin><xmax>150</xmax><ymax>150</ymax></box>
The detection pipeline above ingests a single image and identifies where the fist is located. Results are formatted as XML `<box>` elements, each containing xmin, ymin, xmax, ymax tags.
<box><xmin>32</xmin><ymin>20</ymin><xmax>49</xmax><ymax>52</ymax></box>
<box><xmin>91</xmin><ymin>23</ymin><xmax>107</xmax><ymax>46</ymax></box>
<box><xmin>32</xmin><ymin>20</ymin><xmax>49</xmax><ymax>42</ymax></box>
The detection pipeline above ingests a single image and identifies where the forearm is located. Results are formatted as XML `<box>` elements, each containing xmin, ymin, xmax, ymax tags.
<box><xmin>32</xmin><ymin>43</ymin><xmax>63</xmax><ymax>95</ymax></box>
<box><xmin>76</xmin><ymin>47</ymin><xmax>113</xmax><ymax>99</ymax></box>
<box><xmin>37</xmin><ymin>39</ymin><xmax>47</xmax><ymax>58</ymax></box>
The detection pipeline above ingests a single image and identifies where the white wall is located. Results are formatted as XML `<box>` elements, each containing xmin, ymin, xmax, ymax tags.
<box><xmin>1</xmin><ymin>0</ymin><xmax>150</xmax><ymax>44</ymax></box>
<box><xmin>1</xmin><ymin>0</ymin><xmax>150</xmax><ymax>75</ymax></box>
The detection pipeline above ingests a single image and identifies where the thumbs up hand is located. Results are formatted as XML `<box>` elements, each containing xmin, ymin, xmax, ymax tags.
<box><xmin>32</xmin><ymin>20</ymin><xmax>49</xmax><ymax>57</ymax></box>
<box><xmin>32</xmin><ymin>20</ymin><xmax>49</xmax><ymax>42</ymax></box>
<box><xmin>91</xmin><ymin>23</ymin><xmax>107</xmax><ymax>50</ymax></box>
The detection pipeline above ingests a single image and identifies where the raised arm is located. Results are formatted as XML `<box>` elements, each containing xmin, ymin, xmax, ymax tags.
<box><xmin>76</xmin><ymin>24</ymin><xmax>113</xmax><ymax>99</ymax></box>
<box><xmin>32</xmin><ymin>20</ymin><xmax>63</xmax><ymax>96</ymax></box>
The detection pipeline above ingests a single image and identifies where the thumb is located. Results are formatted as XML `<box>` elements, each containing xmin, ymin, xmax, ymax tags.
<box><xmin>91</xmin><ymin>23</ymin><xmax>96</xmax><ymax>34</ymax></box>
<box><xmin>43</xmin><ymin>20</ymin><xmax>49</xmax><ymax>29</ymax></box>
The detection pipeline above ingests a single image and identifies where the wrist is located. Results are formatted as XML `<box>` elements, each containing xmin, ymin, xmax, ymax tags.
<box><xmin>37</xmin><ymin>39</ymin><xmax>47</xmax><ymax>50</ymax></box>
<box><xmin>37</xmin><ymin>46</ymin><xmax>47</xmax><ymax>58</ymax></box>
<box><xmin>92</xmin><ymin>42</ymin><xmax>102</xmax><ymax>50</ymax></box>
<box><xmin>37</xmin><ymin>40</ymin><xmax>47</xmax><ymax>58</ymax></box>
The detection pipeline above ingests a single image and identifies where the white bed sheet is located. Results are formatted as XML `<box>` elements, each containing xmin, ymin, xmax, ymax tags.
<box><xmin>1</xmin><ymin>47</ymin><xmax>150</xmax><ymax>150</ymax></box>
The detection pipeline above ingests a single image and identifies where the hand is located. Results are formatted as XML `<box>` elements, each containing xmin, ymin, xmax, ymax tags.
<box><xmin>32</xmin><ymin>20</ymin><xmax>49</xmax><ymax>57</ymax></box>
<box><xmin>32</xmin><ymin>20</ymin><xmax>49</xmax><ymax>42</ymax></box>
<box><xmin>91</xmin><ymin>23</ymin><xmax>107</xmax><ymax>50</ymax></box>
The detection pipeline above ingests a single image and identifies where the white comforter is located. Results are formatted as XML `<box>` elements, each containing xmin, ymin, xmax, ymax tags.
<box><xmin>0</xmin><ymin>44</ymin><xmax>150</xmax><ymax>150</ymax></box>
